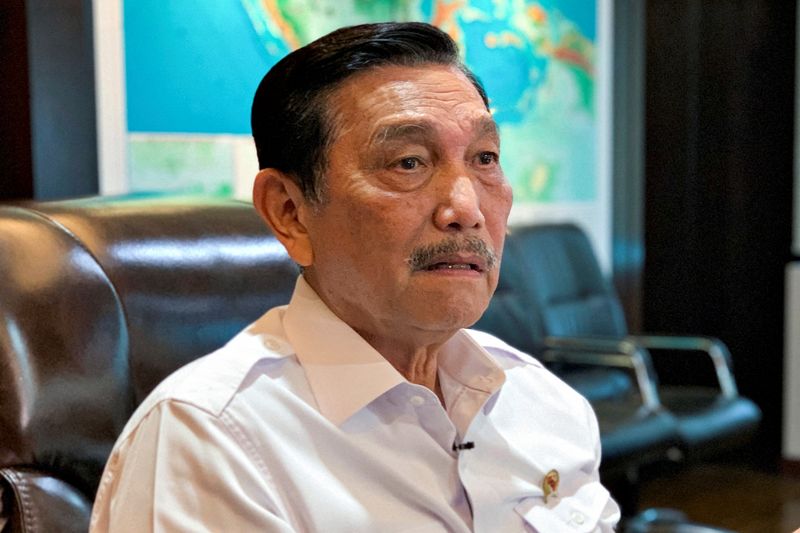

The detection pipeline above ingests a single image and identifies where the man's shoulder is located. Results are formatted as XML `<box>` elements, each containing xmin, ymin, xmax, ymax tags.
<box><xmin>125</xmin><ymin>307</ymin><xmax>296</xmax><ymax>430</ymax></box>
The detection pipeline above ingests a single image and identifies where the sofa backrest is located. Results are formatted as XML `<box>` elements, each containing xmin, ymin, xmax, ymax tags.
<box><xmin>0</xmin><ymin>196</ymin><xmax>299</xmax><ymax>500</ymax></box>
<box><xmin>32</xmin><ymin>197</ymin><xmax>300</xmax><ymax>404</ymax></box>
<box><xmin>0</xmin><ymin>205</ymin><xmax>131</xmax><ymax>498</ymax></box>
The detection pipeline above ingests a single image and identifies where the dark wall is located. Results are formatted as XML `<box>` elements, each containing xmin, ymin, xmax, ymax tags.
<box><xmin>26</xmin><ymin>0</ymin><xmax>98</xmax><ymax>199</ymax></box>
<box><xmin>645</xmin><ymin>1</ymin><xmax>795</xmax><ymax>469</ymax></box>
<box><xmin>0</xmin><ymin>0</ymin><xmax>98</xmax><ymax>201</ymax></box>
<box><xmin>0</xmin><ymin>0</ymin><xmax>34</xmax><ymax>200</ymax></box>
<box><xmin>612</xmin><ymin>0</ymin><xmax>647</xmax><ymax>333</ymax></box>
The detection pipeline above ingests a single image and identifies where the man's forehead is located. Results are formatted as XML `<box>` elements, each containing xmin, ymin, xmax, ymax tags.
<box><xmin>329</xmin><ymin>64</ymin><xmax>488</xmax><ymax>124</ymax></box>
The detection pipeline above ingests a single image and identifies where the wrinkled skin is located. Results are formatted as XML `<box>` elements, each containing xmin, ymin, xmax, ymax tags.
<box><xmin>255</xmin><ymin>64</ymin><xmax>513</xmax><ymax>388</ymax></box>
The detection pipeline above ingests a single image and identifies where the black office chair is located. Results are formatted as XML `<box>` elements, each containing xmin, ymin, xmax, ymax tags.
<box><xmin>493</xmin><ymin>223</ymin><xmax>761</xmax><ymax>459</ymax></box>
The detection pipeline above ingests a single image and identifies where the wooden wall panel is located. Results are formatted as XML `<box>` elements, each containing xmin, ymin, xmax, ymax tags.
<box><xmin>0</xmin><ymin>0</ymin><xmax>34</xmax><ymax>200</ymax></box>
<box><xmin>644</xmin><ymin>0</ymin><xmax>795</xmax><ymax>469</ymax></box>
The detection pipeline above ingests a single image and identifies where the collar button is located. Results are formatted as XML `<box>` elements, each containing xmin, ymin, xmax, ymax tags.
<box><xmin>409</xmin><ymin>395</ymin><xmax>425</xmax><ymax>407</ymax></box>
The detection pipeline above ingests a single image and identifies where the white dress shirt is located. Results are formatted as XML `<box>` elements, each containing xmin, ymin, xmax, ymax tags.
<box><xmin>90</xmin><ymin>277</ymin><xmax>620</xmax><ymax>532</ymax></box>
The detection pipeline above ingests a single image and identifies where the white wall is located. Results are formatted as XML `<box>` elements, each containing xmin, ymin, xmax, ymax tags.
<box><xmin>93</xmin><ymin>0</ymin><xmax>127</xmax><ymax>195</ymax></box>
<box><xmin>784</xmin><ymin>264</ymin><xmax>800</xmax><ymax>460</ymax></box>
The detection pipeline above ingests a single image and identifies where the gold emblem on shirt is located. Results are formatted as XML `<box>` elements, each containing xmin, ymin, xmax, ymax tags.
<box><xmin>543</xmin><ymin>469</ymin><xmax>560</xmax><ymax>503</ymax></box>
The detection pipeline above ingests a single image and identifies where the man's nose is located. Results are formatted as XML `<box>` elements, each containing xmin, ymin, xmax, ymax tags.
<box><xmin>433</xmin><ymin>173</ymin><xmax>485</xmax><ymax>231</ymax></box>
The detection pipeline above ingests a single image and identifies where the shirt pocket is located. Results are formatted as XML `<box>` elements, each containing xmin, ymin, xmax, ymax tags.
<box><xmin>513</xmin><ymin>481</ymin><xmax>611</xmax><ymax>533</ymax></box>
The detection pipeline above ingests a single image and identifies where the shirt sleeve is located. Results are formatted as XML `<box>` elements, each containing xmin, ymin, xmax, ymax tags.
<box><xmin>90</xmin><ymin>400</ymin><xmax>296</xmax><ymax>532</ymax></box>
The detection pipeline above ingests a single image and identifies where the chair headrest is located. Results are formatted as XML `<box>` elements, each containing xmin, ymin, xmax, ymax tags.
<box><xmin>0</xmin><ymin>205</ymin><xmax>130</xmax><ymax>494</ymax></box>
<box><xmin>30</xmin><ymin>196</ymin><xmax>300</xmax><ymax>403</ymax></box>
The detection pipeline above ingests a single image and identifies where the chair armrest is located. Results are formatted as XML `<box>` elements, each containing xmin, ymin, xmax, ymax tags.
<box><xmin>0</xmin><ymin>467</ymin><xmax>91</xmax><ymax>533</ymax></box>
<box><xmin>540</xmin><ymin>337</ymin><xmax>662</xmax><ymax>412</ymax></box>
<box><xmin>628</xmin><ymin>334</ymin><xmax>738</xmax><ymax>399</ymax></box>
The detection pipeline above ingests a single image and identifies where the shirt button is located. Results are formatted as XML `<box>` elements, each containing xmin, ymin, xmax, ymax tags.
<box><xmin>265</xmin><ymin>338</ymin><xmax>281</xmax><ymax>351</ymax></box>
<box><xmin>409</xmin><ymin>395</ymin><xmax>425</xmax><ymax>407</ymax></box>
<box><xmin>570</xmin><ymin>511</ymin><xmax>585</xmax><ymax>525</ymax></box>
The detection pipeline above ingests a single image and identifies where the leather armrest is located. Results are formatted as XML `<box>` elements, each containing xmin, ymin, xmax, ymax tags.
<box><xmin>540</xmin><ymin>337</ymin><xmax>662</xmax><ymax>412</ymax></box>
<box><xmin>0</xmin><ymin>467</ymin><xmax>91</xmax><ymax>533</ymax></box>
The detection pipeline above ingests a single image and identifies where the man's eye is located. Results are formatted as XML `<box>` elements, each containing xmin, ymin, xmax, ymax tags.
<box><xmin>477</xmin><ymin>152</ymin><xmax>499</xmax><ymax>166</ymax></box>
<box><xmin>396</xmin><ymin>157</ymin><xmax>422</xmax><ymax>170</ymax></box>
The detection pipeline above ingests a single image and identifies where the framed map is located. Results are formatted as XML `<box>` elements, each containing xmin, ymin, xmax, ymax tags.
<box><xmin>93</xmin><ymin>0</ymin><xmax>612</xmax><ymax>267</ymax></box>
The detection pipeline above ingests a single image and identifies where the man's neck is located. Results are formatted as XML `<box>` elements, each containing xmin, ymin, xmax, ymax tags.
<box><xmin>303</xmin><ymin>272</ymin><xmax>455</xmax><ymax>404</ymax></box>
<box><xmin>356</xmin><ymin>329</ymin><xmax>447</xmax><ymax>406</ymax></box>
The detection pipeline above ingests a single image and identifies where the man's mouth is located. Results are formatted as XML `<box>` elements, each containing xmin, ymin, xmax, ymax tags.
<box><xmin>425</xmin><ymin>261</ymin><xmax>483</xmax><ymax>272</ymax></box>
<box><xmin>408</xmin><ymin>236</ymin><xmax>496</xmax><ymax>273</ymax></box>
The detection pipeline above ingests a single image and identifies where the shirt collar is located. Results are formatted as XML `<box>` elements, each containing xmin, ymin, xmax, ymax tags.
<box><xmin>283</xmin><ymin>276</ymin><xmax>406</xmax><ymax>426</ymax></box>
<box><xmin>282</xmin><ymin>276</ymin><xmax>511</xmax><ymax>426</ymax></box>
<box><xmin>439</xmin><ymin>331</ymin><xmax>507</xmax><ymax>394</ymax></box>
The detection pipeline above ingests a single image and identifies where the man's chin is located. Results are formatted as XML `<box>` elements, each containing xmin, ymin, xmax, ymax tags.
<box><xmin>409</xmin><ymin>301</ymin><xmax>488</xmax><ymax>335</ymax></box>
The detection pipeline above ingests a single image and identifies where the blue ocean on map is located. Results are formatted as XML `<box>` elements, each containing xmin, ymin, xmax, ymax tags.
<box><xmin>124</xmin><ymin>0</ymin><xmax>599</xmax><ymax>202</ymax></box>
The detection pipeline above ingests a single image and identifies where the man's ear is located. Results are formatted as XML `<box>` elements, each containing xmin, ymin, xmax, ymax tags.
<box><xmin>253</xmin><ymin>169</ymin><xmax>314</xmax><ymax>267</ymax></box>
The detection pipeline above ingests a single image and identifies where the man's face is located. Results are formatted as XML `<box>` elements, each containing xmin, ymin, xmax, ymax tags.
<box><xmin>301</xmin><ymin>64</ymin><xmax>513</xmax><ymax>344</ymax></box>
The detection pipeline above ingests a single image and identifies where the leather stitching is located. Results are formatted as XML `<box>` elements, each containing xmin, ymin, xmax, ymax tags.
<box><xmin>0</xmin><ymin>468</ymin><xmax>39</xmax><ymax>533</ymax></box>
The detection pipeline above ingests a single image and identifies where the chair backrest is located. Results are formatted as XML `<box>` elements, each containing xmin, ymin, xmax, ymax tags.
<box><xmin>473</xmin><ymin>229</ymin><xmax>546</xmax><ymax>354</ymax></box>
<box><xmin>475</xmin><ymin>224</ymin><xmax>627</xmax><ymax>353</ymax></box>
<box><xmin>33</xmin><ymin>196</ymin><xmax>300</xmax><ymax>404</ymax></box>
<box><xmin>478</xmin><ymin>223</ymin><xmax>628</xmax><ymax>343</ymax></box>
<box><xmin>0</xmin><ymin>206</ymin><xmax>131</xmax><ymax>497</ymax></box>
<box><xmin>0</xmin><ymin>196</ymin><xmax>299</xmax><ymax>504</ymax></box>
<box><xmin>474</xmin><ymin>223</ymin><xmax>634</xmax><ymax>404</ymax></box>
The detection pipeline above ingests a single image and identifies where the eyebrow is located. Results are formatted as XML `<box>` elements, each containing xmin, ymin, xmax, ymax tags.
<box><xmin>370</xmin><ymin>116</ymin><xmax>500</xmax><ymax>147</ymax></box>
<box><xmin>475</xmin><ymin>116</ymin><xmax>500</xmax><ymax>143</ymax></box>
<box><xmin>371</xmin><ymin>122</ymin><xmax>435</xmax><ymax>146</ymax></box>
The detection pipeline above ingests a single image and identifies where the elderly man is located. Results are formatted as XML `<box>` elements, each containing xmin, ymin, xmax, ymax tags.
<box><xmin>91</xmin><ymin>22</ymin><xmax>619</xmax><ymax>532</ymax></box>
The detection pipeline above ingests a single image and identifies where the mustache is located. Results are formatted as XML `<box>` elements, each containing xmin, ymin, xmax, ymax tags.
<box><xmin>407</xmin><ymin>236</ymin><xmax>498</xmax><ymax>272</ymax></box>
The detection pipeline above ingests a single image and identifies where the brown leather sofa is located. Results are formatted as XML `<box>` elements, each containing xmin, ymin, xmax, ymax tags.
<box><xmin>0</xmin><ymin>196</ymin><xmax>299</xmax><ymax>531</ymax></box>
